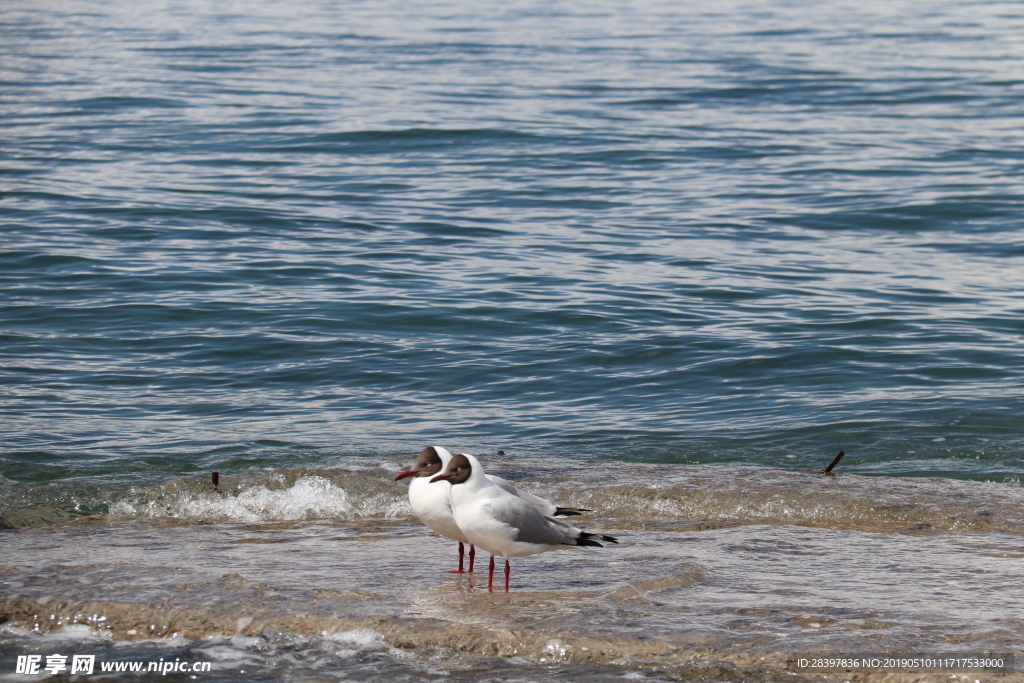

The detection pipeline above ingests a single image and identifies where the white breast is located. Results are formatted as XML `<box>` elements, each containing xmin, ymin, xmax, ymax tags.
<box><xmin>408</xmin><ymin>475</ymin><xmax>469</xmax><ymax>543</ymax></box>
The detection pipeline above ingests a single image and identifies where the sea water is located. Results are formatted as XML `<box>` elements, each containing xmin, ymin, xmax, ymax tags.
<box><xmin>2</xmin><ymin>0</ymin><xmax>1023</xmax><ymax>680</ymax></box>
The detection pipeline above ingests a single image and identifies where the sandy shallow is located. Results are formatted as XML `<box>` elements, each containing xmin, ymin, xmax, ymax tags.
<box><xmin>1</xmin><ymin>512</ymin><xmax>1021</xmax><ymax>681</ymax></box>
<box><xmin>1</xmin><ymin>462</ymin><xmax>1022</xmax><ymax>680</ymax></box>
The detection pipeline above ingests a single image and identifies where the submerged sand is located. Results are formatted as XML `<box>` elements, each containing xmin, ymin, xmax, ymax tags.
<box><xmin>1</xmin><ymin>461</ymin><xmax>1022</xmax><ymax>681</ymax></box>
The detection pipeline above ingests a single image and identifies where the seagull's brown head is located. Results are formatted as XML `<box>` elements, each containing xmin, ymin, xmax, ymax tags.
<box><xmin>394</xmin><ymin>447</ymin><xmax>444</xmax><ymax>481</ymax></box>
<box><xmin>430</xmin><ymin>453</ymin><xmax>472</xmax><ymax>485</ymax></box>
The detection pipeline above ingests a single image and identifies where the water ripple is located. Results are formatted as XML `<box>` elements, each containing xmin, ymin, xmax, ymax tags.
<box><xmin>2</xmin><ymin>0</ymin><xmax>1024</xmax><ymax>480</ymax></box>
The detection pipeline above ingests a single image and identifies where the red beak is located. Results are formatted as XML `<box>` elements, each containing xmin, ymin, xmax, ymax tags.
<box><xmin>395</xmin><ymin>470</ymin><xmax>415</xmax><ymax>481</ymax></box>
<box><xmin>429</xmin><ymin>474</ymin><xmax>449</xmax><ymax>483</ymax></box>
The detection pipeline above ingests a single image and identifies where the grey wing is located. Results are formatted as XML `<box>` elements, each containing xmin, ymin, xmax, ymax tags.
<box><xmin>515</xmin><ymin>490</ymin><xmax>558</xmax><ymax>517</ymax></box>
<box><xmin>489</xmin><ymin>475</ymin><xmax>519</xmax><ymax>496</ymax></box>
<box><xmin>486</xmin><ymin>496</ymin><xmax>576</xmax><ymax>546</ymax></box>
<box><xmin>488</xmin><ymin>475</ymin><xmax>558</xmax><ymax>516</ymax></box>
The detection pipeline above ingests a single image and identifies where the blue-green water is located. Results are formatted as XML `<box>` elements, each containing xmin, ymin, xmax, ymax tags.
<box><xmin>4</xmin><ymin>0</ymin><xmax>1023</xmax><ymax>486</ymax></box>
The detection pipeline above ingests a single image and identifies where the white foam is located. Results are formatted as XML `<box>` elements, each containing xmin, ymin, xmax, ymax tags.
<box><xmin>112</xmin><ymin>635</ymin><xmax>192</xmax><ymax>648</ymax></box>
<box><xmin>190</xmin><ymin>635</ymin><xmax>262</xmax><ymax>667</ymax></box>
<box><xmin>191</xmin><ymin>630</ymin><xmax>398</xmax><ymax>665</ymax></box>
<box><xmin>324</xmin><ymin>628</ymin><xmax>409</xmax><ymax>660</ymax></box>
<box><xmin>37</xmin><ymin>623</ymin><xmax>112</xmax><ymax>644</ymax></box>
<box><xmin>323</xmin><ymin>628</ymin><xmax>390</xmax><ymax>652</ymax></box>
<box><xmin>111</xmin><ymin>476</ymin><xmax>355</xmax><ymax>523</ymax></box>
<box><xmin>0</xmin><ymin>623</ymin><xmax>32</xmax><ymax>638</ymax></box>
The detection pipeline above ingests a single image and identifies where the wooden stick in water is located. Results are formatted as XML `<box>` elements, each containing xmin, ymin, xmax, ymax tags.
<box><xmin>212</xmin><ymin>471</ymin><xmax>220</xmax><ymax>492</ymax></box>
<box><xmin>819</xmin><ymin>451</ymin><xmax>845</xmax><ymax>474</ymax></box>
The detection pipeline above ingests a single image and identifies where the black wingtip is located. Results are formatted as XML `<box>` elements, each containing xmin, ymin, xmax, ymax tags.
<box><xmin>577</xmin><ymin>531</ymin><xmax>618</xmax><ymax>546</ymax></box>
<box><xmin>554</xmin><ymin>507</ymin><xmax>592</xmax><ymax>517</ymax></box>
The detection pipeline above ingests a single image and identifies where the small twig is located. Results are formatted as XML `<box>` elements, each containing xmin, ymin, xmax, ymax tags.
<box><xmin>817</xmin><ymin>451</ymin><xmax>845</xmax><ymax>474</ymax></box>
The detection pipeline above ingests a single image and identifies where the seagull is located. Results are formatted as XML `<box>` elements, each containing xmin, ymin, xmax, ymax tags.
<box><xmin>395</xmin><ymin>446</ymin><xmax>475</xmax><ymax>573</ymax></box>
<box><xmin>430</xmin><ymin>453</ymin><xmax>617</xmax><ymax>591</ymax></box>
<box><xmin>395</xmin><ymin>447</ymin><xmax>591</xmax><ymax>574</ymax></box>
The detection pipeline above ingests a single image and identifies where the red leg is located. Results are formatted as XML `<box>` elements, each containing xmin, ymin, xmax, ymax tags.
<box><xmin>487</xmin><ymin>555</ymin><xmax>495</xmax><ymax>590</ymax></box>
<box><xmin>468</xmin><ymin>545</ymin><xmax>476</xmax><ymax>573</ymax></box>
<box><xmin>448</xmin><ymin>541</ymin><xmax>465</xmax><ymax>574</ymax></box>
<box><xmin>504</xmin><ymin>559</ymin><xmax>510</xmax><ymax>592</ymax></box>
